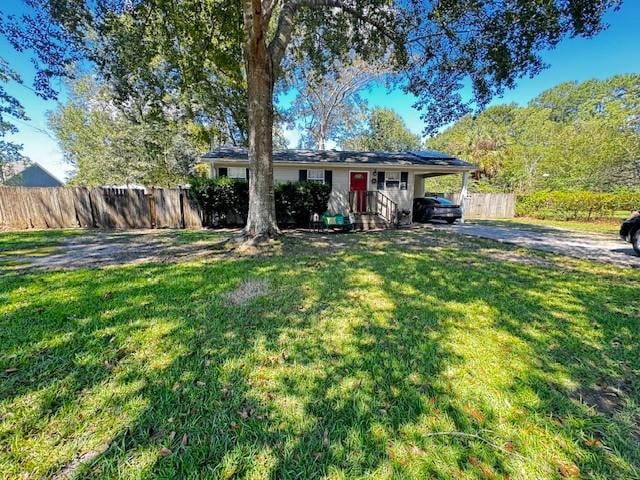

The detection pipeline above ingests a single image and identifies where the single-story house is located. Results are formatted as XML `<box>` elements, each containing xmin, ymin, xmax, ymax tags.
<box><xmin>202</xmin><ymin>147</ymin><xmax>476</xmax><ymax>227</ymax></box>
<box><xmin>4</xmin><ymin>163</ymin><xmax>63</xmax><ymax>187</ymax></box>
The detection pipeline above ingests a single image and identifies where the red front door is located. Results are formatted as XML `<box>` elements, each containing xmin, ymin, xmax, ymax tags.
<box><xmin>350</xmin><ymin>172</ymin><xmax>368</xmax><ymax>212</ymax></box>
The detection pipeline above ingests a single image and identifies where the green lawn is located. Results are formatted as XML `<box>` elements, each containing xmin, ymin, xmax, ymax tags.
<box><xmin>1</xmin><ymin>229</ymin><xmax>639</xmax><ymax>479</ymax></box>
<box><xmin>475</xmin><ymin>217</ymin><xmax>623</xmax><ymax>235</ymax></box>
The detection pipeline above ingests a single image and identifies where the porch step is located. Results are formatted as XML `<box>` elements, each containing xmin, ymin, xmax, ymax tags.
<box><xmin>352</xmin><ymin>213</ymin><xmax>391</xmax><ymax>231</ymax></box>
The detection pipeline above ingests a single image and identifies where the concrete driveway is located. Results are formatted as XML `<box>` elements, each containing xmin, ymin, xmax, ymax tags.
<box><xmin>432</xmin><ymin>222</ymin><xmax>639</xmax><ymax>268</ymax></box>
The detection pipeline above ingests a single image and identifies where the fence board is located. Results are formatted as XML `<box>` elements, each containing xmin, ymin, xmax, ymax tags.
<box><xmin>181</xmin><ymin>189</ymin><xmax>203</xmax><ymax>229</ymax></box>
<box><xmin>73</xmin><ymin>187</ymin><xmax>94</xmax><ymax>228</ymax></box>
<box><xmin>153</xmin><ymin>188</ymin><xmax>182</xmax><ymax>228</ymax></box>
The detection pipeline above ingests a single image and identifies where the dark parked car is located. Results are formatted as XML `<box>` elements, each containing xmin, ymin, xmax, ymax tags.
<box><xmin>620</xmin><ymin>212</ymin><xmax>640</xmax><ymax>255</ymax></box>
<box><xmin>413</xmin><ymin>196</ymin><xmax>462</xmax><ymax>224</ymax></box>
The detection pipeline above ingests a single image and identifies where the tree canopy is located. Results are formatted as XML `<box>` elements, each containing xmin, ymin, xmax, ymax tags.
<box><xmin>284</xmin><ymin>58</ymin><xmax>384</xmax><ymax>149</ymax></box>
<box><xmin>48</xmin><ymin>76</ymin><xmax>202</xmax><ymax>186</ymax></box>
<box><xmin>342</xmin><ymin>107</ymin><xmax>422</xmax><ymax>152</ymax></box>
<box><xmin>428</xmin><ymin>75</ymin><xmax>640</xmax><ymax>193</ymax></box>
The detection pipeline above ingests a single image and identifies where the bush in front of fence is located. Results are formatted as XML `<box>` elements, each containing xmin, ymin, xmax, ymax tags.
<box><xmin>189</xmin><ymin>176</ymin><xmax>331</xmax><ymax>226</ymax></box>
<box><xmin>517</xmin><ymin>191</ymin><xmax>640</xmax><ymax>220</ymax></box>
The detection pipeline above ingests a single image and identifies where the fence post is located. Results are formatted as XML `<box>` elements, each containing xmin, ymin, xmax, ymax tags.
<box><xmin>459</xmin><ymin>172</ymin><xmax>469</xmax><ymax>224</ymax></box>
<box><xmin>149</xmin><ymin>186</ymin><xmax>156</xmax><ymax>229</ymax></box>
<box><xmin>178</xmin><ymin>186</ymin><xmax>186</xmax><ymax>229</ymax></box>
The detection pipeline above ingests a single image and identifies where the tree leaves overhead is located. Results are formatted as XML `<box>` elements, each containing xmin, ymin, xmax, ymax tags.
<box><xmin>93</xmin><ymin>0</ymin><xmax>247</xmax><ymax>144</ymax></box>
<box><xmin>403</xmin><ymin>0</ymin><xmax>622</xmax><ymax>132</ymax></box>
<box><xmin>6</xmin><ymin>0</ymin><xmax>621</xmax><ymax>138</ymax></box>
<box><xmin>0</xmin><ymin>57</ymin><xmax>29</xmax><ymax>183</ymax></box>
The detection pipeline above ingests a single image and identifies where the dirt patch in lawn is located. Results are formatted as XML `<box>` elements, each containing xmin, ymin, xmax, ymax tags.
<box><xmin>223</xmin><ymin>279</ymin><xmax>269</xmax><ymax>306</ymax></box>
<box><xmin>573</xmin><ymin>378</ymin><xmax>631</xmax><ymax>416</ymax></box>
<box><xmin>0</xmin><ymin>230</ymin><xmax>235</xmax><ymax>272</ymax></box>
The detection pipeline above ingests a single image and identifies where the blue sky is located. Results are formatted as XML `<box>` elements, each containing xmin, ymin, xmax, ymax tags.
<box><xmin>3</xmin><ymin>2</ymin><xmax>640</xmax><ymax>181</ymax></box>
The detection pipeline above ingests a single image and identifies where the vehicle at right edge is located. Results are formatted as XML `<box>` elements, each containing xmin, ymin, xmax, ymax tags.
<box><xmin>620</xmin><ymin>211</ymin><xmax>640</xmax><ymax>255</ymax></box>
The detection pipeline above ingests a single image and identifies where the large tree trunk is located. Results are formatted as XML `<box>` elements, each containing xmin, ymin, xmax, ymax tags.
<box><xmin>241</xmin><ymin>0</ymin><xmax>280</xmax><ymax>242</ymax></box>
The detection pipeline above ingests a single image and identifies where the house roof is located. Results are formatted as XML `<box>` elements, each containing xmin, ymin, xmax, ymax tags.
<box><xmin>203</xmin><ymin>146</ymin><xmax>475</xmax><ymax>169</ymax></box>
<box><xmin>5</xmin><ymin>163</ymin><xmax>63</xmax><ymax>187</ymax></box>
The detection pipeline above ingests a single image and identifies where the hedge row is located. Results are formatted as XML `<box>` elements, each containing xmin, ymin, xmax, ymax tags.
<box><xmin>517</xmin><ymin>191</ymin><xmax>640</xmax><ymax>220</ymax></box>
<box><xmin>189</xmin><ymin>176</ymin><xmax>332</xmax><ymax>226</ymax></box>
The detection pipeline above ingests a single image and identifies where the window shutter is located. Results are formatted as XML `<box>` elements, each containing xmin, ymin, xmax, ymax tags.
<box><xmin>218</xmin><ymin>167</ymin><xmax>228</xmax><ymax>177</ymax></box>
<box><xmin>400</xmin><ymin>172</ymin><xmax>408</xmax><ymax>190</ymax></box>
<box><xmin>377</xmin><ymin>171</ymin><xmax>385</xmax><ymax>189</ymax></box>
<box><xmin>324</xmin><ymin>170</ymin><xmax>332</xmax><ymax>187</ymax></box>
<box><xmin>299</xmin><ymin>169</ymin><xmax>307</xmax><ymax>181</ymax></box>
<box><xmin>246</xmin><ymin>168</ymin><xmax>250</xmax><ymax>180</ymax></box>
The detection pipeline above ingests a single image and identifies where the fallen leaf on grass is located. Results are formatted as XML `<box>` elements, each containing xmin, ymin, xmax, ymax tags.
<box><xmin>558</xmin><ymin>463</ymin><xmax>580</xmax><ymax>478</ymax></box>
<box><xmin>584</xmin><ymin>438</ymin><xmax>603</xmax><ymax>448</ymax></box>
<box><xmin>159</xmin><ymin>447</ymin><xmax>172</xmax><ymax>458</ymax></box>
<box><xmin>181</xmin><ymin>434</ymin><xmax>189</xmax><ymax>447</ymax></box>
<box><xmin>4</xmin><ymin>368</ymin><xmax>18</xmax><ymax>374</ymax></box>
<box><xmin>468</xmin><ymin>456</ymin><xmax>497</xmax><ymax>480</ymax></box>
<box><xmin>466</xmin><ymin>405</ymin><xmax>485</xmax><ymax>424</ymax></box>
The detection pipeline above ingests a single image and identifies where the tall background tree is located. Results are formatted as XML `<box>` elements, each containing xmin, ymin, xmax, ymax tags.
<box><xmin>284</xmin><ymin>58</ymin><xmax>384</xmax><ymax>149</ymax></box>
<box><xmin>3</xmin><ymin>0</ymin><xmax>622</xmax><ymax>240</ymax></box>
<box><xmin>428</xmin><ymin>75</ymin><xmax>640</xmax><ymax>193</ymax></box>
<box><xmin>48</xmin><ymin>76</ymin><xmax>202</xmax><ymax>186</ymax></box>
<box><xmin>342</xmin><ymin>107</ymin><xmax>422</xmax><ymax>152</ymax></box>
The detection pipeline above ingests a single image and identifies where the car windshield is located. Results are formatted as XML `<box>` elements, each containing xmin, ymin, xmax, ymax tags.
<box><xmin>435</xmin><ymin>197</ymin><xmax>455</xmax><ymax>205</ymax></box>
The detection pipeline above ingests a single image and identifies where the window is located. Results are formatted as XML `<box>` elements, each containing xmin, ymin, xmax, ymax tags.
<box><xmin>385</xmin><ymin>171</ymin><xmax>400</xmax><ymax>189</ymax></box>
<box><xmin>307</xmin><ymin>169</ymin><xmax>325</xmax><ymax>183</ymax></box>
<box><xmin>228</xmin><ymin>167</ymin><xmax>247</xmax><ymax>179</ymax></box>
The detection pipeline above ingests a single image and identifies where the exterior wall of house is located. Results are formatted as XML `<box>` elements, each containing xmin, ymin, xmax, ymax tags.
<box><xmin>209</xmin><ymin>162</ymin><xmax>418</xmax><ymax>220</ymax></box>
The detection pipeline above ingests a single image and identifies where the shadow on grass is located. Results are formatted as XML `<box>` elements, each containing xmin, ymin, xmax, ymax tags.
<box><xmin>0</xmin><ymin>229</ymin><xmax>638</xmax><ymax>479</ymax></box>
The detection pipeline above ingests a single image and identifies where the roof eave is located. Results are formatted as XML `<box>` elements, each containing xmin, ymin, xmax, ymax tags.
<box><xmin>202</xmin><ymin>157</ymin><xmax>476</xmax><ymax>171</ymax></box>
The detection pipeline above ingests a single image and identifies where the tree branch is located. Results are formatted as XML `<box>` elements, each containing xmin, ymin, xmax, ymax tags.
<box><xmin>268</xmin><ymin>0</ymin><xmax>401</xmax><ymax>77</ymax></box>
<box><xmin>262</xmin><ymin>0</ymin><xmax>279</xmax><ymax>27</ymax></box>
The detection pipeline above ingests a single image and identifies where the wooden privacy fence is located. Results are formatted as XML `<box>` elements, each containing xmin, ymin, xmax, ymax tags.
<box><xmin>429</xmin><ymin>192</ymin><xmax>516</xmax><ymax>219</ymax></box>
<box><xmin>0</xmin><ymin>187</ymin><xmax>203</xmax><ymax>230</ymax></box>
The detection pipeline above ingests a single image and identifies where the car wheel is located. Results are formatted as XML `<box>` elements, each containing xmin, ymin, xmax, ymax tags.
<box><xmin>633</xmin><ymin>229</ymin><xmax>640</xmax><ymax>256</ymax></box>
<box><xmin>446</xmin><ymin>218</ymin><xmax>456</xmax><ymax>224</ymax></box>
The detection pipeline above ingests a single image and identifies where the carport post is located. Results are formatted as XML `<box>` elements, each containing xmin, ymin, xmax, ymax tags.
<box><xmin>459</xmin><ymin>172</ymin><xmax>469</xmax><ymax>224</ymax></box>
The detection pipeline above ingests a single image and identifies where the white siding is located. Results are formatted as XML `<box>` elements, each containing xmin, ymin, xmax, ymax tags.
<box><xmin>328</xmin><ymin>168</ymin><xmax>350</xmax><ymax>212</ymax></box>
